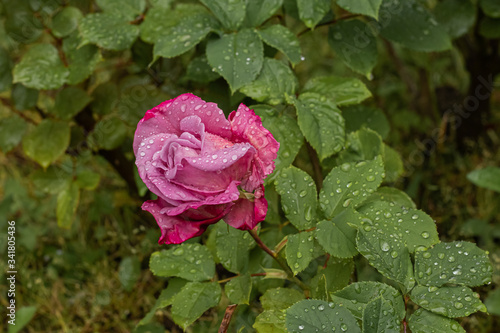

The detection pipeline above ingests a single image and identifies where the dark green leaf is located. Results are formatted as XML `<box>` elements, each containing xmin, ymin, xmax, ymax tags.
<box><xmin>484</xmin><ymin>288</ymin><xmax>500</xmax><ymax>316</ymax></box>
<box><xmin>303</xmin><ymin>76</ymin><xmax>372</xmax><ymax>106</ymax></box>
<box><xmin>149</xmin><ymin>243</ymin><xmax>215</xmax><ymax>281</ymax></box>
<box><xmin>3</xmin><ymin>1</ymin><xmax>43</xmax><ymax>44</ymax></box>
<box><xmin>7</xmin><ymin>306</ymin><xmax>37</xmax><ymax>333</ymax></box>
<box><xmin>467</xmin><ymin>167</ymin><xmax>500</xmax><ymax>192</ymax></box>
<box><xmin>30</xmin><ymin>166</ymin><xmax>71</xmax><ymax>194</ymax></box>
<box><xmin>362</xmin><ymin>297</ymin><xmax>401</xmax><ymax>333</ymax></box>
<box><xmin>11</xmin><ymin>84</ymin><xmax>38</xmax><ymax>111</ymax></box>
<box><xmin>479</xmin><ymin>17</ymin><xmax>500</xmax><ymax>38</ymax></box>
<box><xmin>63</xmin><ymin>32</ymin><xmax>101</xmax><ymax>85</ymax></box>
<box><xmin>206</xmin><ymin>29</ymin><xmax>264</xmax><ymax>92</ymax></box>
<box><xmin>57</xmin><ymin>181</ymin><xmax>80</xmax><ymax>228</ymax></box>
<box><xmin>285</xmin><ymin>231</ymin><xmax>315</xmax><ymax>275</ymax></box>
<box><xmin>316</xmin><ymin>208</ymin><xmax>362</xmax><ymax>258</ymax></box>
<box><xmin>296</xmin><ymin>0</ymin><xmax>331</xmax><ymax>29</ymax></box>
<box><xmin>382</xmin><ymin>144</ymin><xmax>403</xmax><ymax>183</ymax></box>
<box><xmin>362</xmin><ymin>187</ymin><xmax>416</xmax><ymax>210</ymax></box>
<box><xmin>408</xmin><ymin>309</ymin><xmax>465</xmax><ymax>333</ymax></box>
<box><xmin>200</xmin><ymin>0</ymin><xmax>246</xmax><ymax>30</ymax></box>
<box><xmin>337</xmin><ymin>128</ymin><xmax>383</xmax><ymax>164</ymax></box>
<box><xmin>225</xmin><ymin>274</ymin><xmax>252</xmax><ymax>304</ymax></box>
<box><xmin>96</xmin><ymin>0</ymin><xmax>146</xmax><ymax>20</ymax></box>
<box><xmin>480</xmin><ymin>0</ymin><xmax>500</xmax><ymax>18</ymax></box>
<box><xmin>51</xmin><ymin>6</ymin><xmax>83</xmax><ymax>38</ymax></box>
<box><xmin>76</xmin><ymin>170</ymin><xmax>101</xmax><ymax>190</ymax></box>
<box><xmin>119</xmin><ymin>256</ymin><xmax>141</xmax><ymax>292</ymax></box>
<box><xmin>0</xmin><ymin>47</ymin><xmax>13</xmax><ymax>92</ymax></box>
<box><xmin>342</xmin><ymin>105</ymin><xmax>389</xmax><ymax>139</ymax></box>
<box><xmin>0</xmin><ymin>115</ymin><xmax>27</xmax><ymax>153</ymax></box>
<box><xmin>257</xmin><ymin>25</ymin><xmax>302</xmax><ymax>65</ymax></box>
<box><xmin>90</xmin><ymin>82</ymin><xmax>118</xmax><ymax>115</ymax></box>
<box><xmin>52</xmin><ymin>86</ymin><xmax>92</xmax><ymax>120</ymax></box>
<box><xmin>90</xmin><ymin>116</ymin><xmax>128</xmax><ymax>150</ymax></box>
<box><xmin>215</xmin><ymin>221</ymin><xmax>254</xmax><ymax>273</ymax></box>
<box><xmin>185</xmin><ymin>55</ymin><xmax>221</xmax><ymax>83</ymax></box>
<box><xmin>336</xmin><ymin>0</ymin><xmax>383</xmax><ymax>19</ymax></box>
<box><xmin>310</xmin><ymin>258</ymin><xmax>354</xmax><ymax>298</ymax></box>
<box><xmin>261</xmin><ymin>287</ymin><xmax>305</xmax><ymax>310</ymax></box>
<box><xmin>244</xmin><ymin>0</ymin><xmax>283</xmax><ymax>27</ymax></box>
<box><xmin>13</xmin><ymin>44</ymin><xmax>69</xmax><ymax>90</ymax></box>
<box><xmin>79</xmin><ymin>13</ymin><xmax>139</xmax><ymax>51</ymax></box>
<box><xmin>434</xmin><ymin>0</ymin><xmax>476</xmax><ymax>39</ymax></box>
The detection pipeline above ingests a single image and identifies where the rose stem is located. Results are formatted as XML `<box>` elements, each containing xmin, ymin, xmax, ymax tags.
<box><xmin>248</xmin><ymin>229</ymin><xmax>310</xmax><ymax>294</ymax></box>
<box><xmin>218</xmin><ymin>304</ymin><xmax>238</xmax><ymax>333</ymax></box>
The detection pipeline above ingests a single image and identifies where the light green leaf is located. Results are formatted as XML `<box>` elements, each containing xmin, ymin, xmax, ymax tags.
<box><xmin>57</xmin><ymin>181</ymin><xmax>80</xmax><ymax>228</ymax></box>
<box><xmin>410</xmin><ymin>285</ymin><xmax>487</xmax><ymax>318</ymax></box>
<box><xmin>63</xmin><ymin>32</ymin><xmax>101</xmax><ymax>85</ymax></box>
<box><xmin>13</xmin><ymin>44</ymin><xmax>69</xmax><ymax>90</ymax></box>
<box><xmin>215</xmin><ymin>221</ymin><xmax>254</xmax><ymax>273</ymax></box>
<box><xmin>414</xmin><ymin>241</ymin><xmax>493</xmax><ymax>287</ymax></box>
<box><xmin>22</xmin><ymin>119</ymin><xmax>70</xmax><ymax>168</ymax></box>
<box><xmin>206</xmin><ymin>29</ymin><xmax>264</xmax><ymax>92</ymax></box>
<box><xmin>467</xmin><ymin>167</ymin><xmax>500</xmax><ymax>193</ymax></box>
<box><xmin>185</xmin><ymin>55</ymin><xmax>221</xmax><ymax>83</ymax></box>
<box><xmin>319</xmin><ymin>156</ymin><xmax>385</xmax><ymax>218</ymax></box>
<box><xmin>149</xmin><ymin>243</ymin><xmax>215</xmax><ymax>281</ymax></box>
<box><xmin>79</xmin><ymin>13</ymin><xmax>139</xmax><ymax>51</ymax></box>
<box><xmin>297</xmin><ymin>0</ymin><xmax>331</xmax><ymax>29</ymax></box>
<box><xmin>294</xmin><ymin>92</ymin><xmax>345</xmax><ymax>160</ymax></box>
<box><xmin>378</xmin><ymin>0</ymin><xmax>452</xmax><ymax>52</ymax></box>
<box><xmin>382</xmin><ymin>144</ymin><xmax>403</xmax><ymax>183</ymax></box>
<box><xmin>96</xmin><ymin>0</ymin><xmax>146</xmax><ymax>20</ymax></box>
<box><xmin>30</xmin><ymin>166</ymin><xmax>71</xmax><ymax>194</ymax></box>
<box><xmin>225</xmin><ymin>274</ymin><xmax>252</xmax><ymax>304</ymax></box>
<box><xmin>7</xmin><ymin>306</ymin><xmax>37</xmax><ymax>333</ymax></box>
<box><xmin>275</xmin><ymin>166</ymin><xmax>317</xmax><ymax>230</ymax></box>
<box><xmin>253</xmin><ymin>310</ymin><xmax>287</xmax><ymax>333</ymax></box>
<box><xmin>76</xmin><ymin>170</ymin><xmax>101</xmax><ymax>190</ymax></box>
<box><xmin>408</xmin><ymin>309</ymin><xmax>465</xmax><ymax>333</ymax></box>
<box><xmin>434</xmin><ymin>0</ymin><xmax>476</xmax><ymax>39</ymax></box>
<box><xmin>0</xmin><ymin>47</ymin><xmax>13</xmax><ymax>92</ymax></box>
<box><xmin>257</xmin><ymin>25</ymin><xmax>302</xmax><ymax>65</ymax></box>
<box><xmin>52</xmin><ymin>86</ymin><xmax>92</xmax><ymax>120</ymax></box>
<box><xmin>362</xmin><ymin>297</ymin><xmax>401</xmax><ymax>333</ymax></box>
<box><xmin>328</xmin><ymin>20</ymin><xmax>378</xmax><ymax>76</ymax></box>
<box><xmin>342</xmin><ymin>105</ymin><xmax>389</xmax><ymax>140</ymax></box>
<box><xmin>51</xmin><ymin>6</ymin><xmax>83</xmax><ymax>38</ymax></box>
<box><xmin>337</xmin><ymin>0</ymin><xmax>383</xmax><ymax>19</ymax></box>
<box><xmin>316</xmin><ymin>208</ymin><xmax>362</xmax><ymax>258</ymax></box>
<box><xmin>285</xmin><ymin>231</ymin><xmax>315</xmax><ymax>275</ymax></box>
<box><xmin>241</xmin><ymin>58</ymin><xmax>297</xmax><ymax>105</ymax></box>
<box><xmin>171</xmin><ymin>281</ymin><xmax>221</xmax><ymax>330</ymax></box>
<box><xmin>286</xmin><ymin>299</ymin><xmax>361</xmax><ymax>333</ymax></box>
<box><xmin>261</xmin><ymin>287</ymin><xmax>305</xmax><ymax>310</ymax></box>
<box><xmin>479</xmin><ymin>17</ymin><xmax>500</xmax><ymax>38</ymax></box>
<box><xmin>331</xmin><ymin>281</ymin><xmax>405</xmax><ymax>320</ymax></box>
<box><xmin>303</xmin><ymin>76</ymin><xmax>372</xmax><ymax>106</ymax></box>
<box><xmin>200</xmin><ymin>0</ymin><xmax>246</xmax><ymax>30</ymax></box>
<box><xmin>90</xmin><ymin>116</ymin><xmax>128</xmax><ymax>150</ymax></box>
<box><xmin>0</xmin><ymin>115</ymin><xmax>27</xmax><ymax>153</ymax></box>
<box><xmin>480</xmin><ymin>0</ymin><xmax>500</xmax><ymax>18</ymax></box>
<box><xmin>244</xmin><ymin>0</ymin><xmax>283</xmax><ymax>27</ymax></box>
<box><xmin>119</xmin><ymin>256</ymin><xmax>141</xmax><ymax>292</ymax></box>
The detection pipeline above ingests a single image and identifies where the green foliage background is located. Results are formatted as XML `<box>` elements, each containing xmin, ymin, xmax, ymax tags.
<box><xmin>0</xmin><ymin>0</ymin><xmax>500</xmax><ymax>332</ymax></box>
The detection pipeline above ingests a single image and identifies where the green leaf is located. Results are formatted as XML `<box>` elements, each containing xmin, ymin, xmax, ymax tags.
<box><xmin>303</xmin><ymin>76</ymin><xmax>372</xmax><ymax>106</ymax></box>
<box><xmin>275</xmin><ymin>166</ymin><xmax>317</xmax><ymax>230</ymax></box>
<box><xmin>52</xmin><ymin>86</ymin><xmax>92</xmax><ymax>120</ymax></box>
<box><xmin>362</xmin><ymin>297</ymin><xmax>401</xmax><ymax>333</ymax></box>
<box><xmin>57</xmin><ymin>181</ymin><xmax>80</xmax><ymax>228</ymax></box>
<box><xmin>479</xmin><ymin>17</ymin><xmax>500</xmax><ymax>38</ymax></box>
<box><xmin>225</xmin><ymin>274</ymin><xmax>252</xmax><ymax>304</ymax></box>
<box><xmin>336</xmin><ymin>0</ymin><xmax>383</xmax><ymax>19</ymax></box>
<box><xmin>410</xmin><ymin>285</ymin><xmax>487</xmax><ymax>318</ymax></box>
<box><xmin>382</xmin><ymin>144</ymin><xmax>403</xmax><ymax>183</ymax></box>
<box><xmin>206</xmin><ymin>29</ymin><xmax>264</xmax><ymax>92</ymax></box>
<box><xmin>22</xmin><ymin>119</ymin><xmax>71</xmax><ymax>168</ymax></box>
<box><xmin>0</xmin><ymin>47</ymin><xmax>13</xmax><ymax>92</ymax></box>
<box><xmin>215</xmin><ymin>221</ymin><xmax>254</xmax><ymax>273</ymax></box>
<box><xmin>79</xmin><ymin>13</ymin><xmax>139</xmax><ymax>51</ymax></box>
<box><xmin>316</xmin><ymin>208</ymin><xmax>362</xmax><ymax>258</ymax></box>
<box><xmin>414</xmin><ymin>241</ymin><xmax>493</xmax><ymax>287</ymax></box>
<box><xmin>90</xmin><ymin>116</ymin><xmax>128</xmax><ymax>150</ymax></box>
<box><xmin>330</xmin><ymin>282</ymin><xmax>405</xmax><ymax>320</ymax></box>
<box><xmin>362</xmin><ymin>187</ymin><xmax>416</xmax><ymax>210</ymax></box>
<box><xmin>171</xmin><ymin>281</ymin><xmax>221</xmax><ymax>330</ymax></box>
<box><xmin>7</xmin><ymin>306</ymin><xmax>37</xmax><ymax>333</ymax></box>
<box><xmin>310</xmin><ymin>258</ymin><xmax>354</xmax><ymax>298</ymax></box>
<box><xmin>319</xmin><ymin>156</ymin><xmax>385</xmax><ymax>218</ymax></box>
<box><xmin>296</xmin><ymin>0</ymin><xmax>331</xmax><ymax>29</ymax></box>
<box><xmin>119</xmin><ymin>256</ymin><xmax>141</xmax><ymax>292</ymax></box>
<box><xmin>378</xmin><ymin>0</ymin><xmax>452</xmax><ymax>52</ymax></box>
<box><xmin>244</xmin><ymin>0</ymin><xmax>284</xmax><ymax>27</ymax></box>
<box><xmin>62</xmin><ymin>32</ymin><xmax>101</xmax><ymax>85</ymax></box>
<box><xmin>358</xmin><ymin>200</ymin><xmax>439</xmax><ymax>252</ymax></box>
<box><xmin>342</xmin><ymin>105</ymin><xmax>390</xmax><ymax>139</ymax></box>
<box><xmin>253</xmin><ymin>310</ymin><xmax>287</xmax><ymax>333</ymax></box>
<box><xmin>356</xmin><ymin>219</ymin><xmax>415</xmax><ymax>290</ymax></box>
<box><xmin>480</xmin><ymin>0</ymin><xmax>500</xmax><ymax>18</ymax></box>
<box><xmin>294</xmin><ymin>92</ymin><xmax>345</xmax><ymax>160</ymax></box>
<box><xmin>90</xmin><ymin>82</ymin><xmax>118</xmax><ymax>115</ymax></box>
<box><xmin>11</xmin><ymin>84</ymin><xmax>38</xmax><ymax>111</ymax></box>
<box><xmin>286</xmin><ymin>299</ymin><xmax>361</xmax><ymax>333</ymax></box>
<box><xmin>434</xmin><ymin>0</ymin><xmax>476</xmax><ymax>39</ymax></box>
<box><xmin>13</xmin><ymin>44</ymin><xmax>69</xmax><ymax>90</ymax></box>
<box><xmin>2</xmin><ymin>1</ymin><xmax>43</xmax><ymax>44</ymax></box>
<box><xmin>76</xmin><ymin>170</ymin><xmax>101</xmax><ymax>190</ymax></box>
<box><xmin>485</xmin><ymin>288</ymin><xmax>500</xmax><ymax>316</ymax></box>
<box><xmin>285</xmin><ymin>231</ymin><xmax>315</xmax><ymax>275</ymax></box>
<box><xmin>257</xmin><ymin>25</ymin><xmax>302</xmax><ymax>65</ymax></box>
<box><xmin>337</xmin><ymin>128</ymin><xmax>383</xmax><ymax>164</ymax></box>
<box><xmin>328</xmin><ymin>20</ymin><xmax>378</xmax><ymax>76</ymax></box>
<box><xmin>200</xmin><ymin>0</ymin><xmax>246</xmax><ymax>30</ymax></box>
<box><xmin>241</xmin><ymin>58</ymin><xmax>297</xmax><ymax>105</ymax></box>
<box><xmin>261</xmin><ymin>287</ymin><xmax>305</xmax><ymax>310</ymax></box>
<box><xmin>408</xmin><ymin>309</ymin><xmax>465</xmax><ymax>333</ymax></box>
<box><xmin>0</xmin><ymin>115</ymin><xmax>27</xmax><ymax>153</ymax></box>
<box><xmin>149</xmin><ymin>243</ymin><xmax>215</xmax><ymax>281</ymax></box>
<box><xmin>140</xmin><ymin>5</ymin><xmax>217</xmax><ymax>59</ymax></box>
<box><xmin>30</xmin><ymin>166</ymin><xmax>71</xmax><ymax>194</ymax></box>
<box><xmin>185</xmin><ymin>55</ymin><xmax>221</xmax><ymax>83</ymax></box>
<box><xmin>51</xmin><ymin>6</ymin><xmax>83</xmax><ymax>38</ymax></box>
<box><xmin>467</xmin><ymin>167</ymin><xmax>500</xmax><ymax>192</ymax></box>
<box><xmin>96</xmin><ymin>0</ymin><xmax>146</xmax><ymax>20</ymax></box>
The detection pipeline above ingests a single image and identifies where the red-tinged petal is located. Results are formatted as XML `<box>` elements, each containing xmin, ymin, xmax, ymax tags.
<box><xmin>223</xmin><ymin>187</ymin><xmax>268</xmax><ymax>230</ymax></box>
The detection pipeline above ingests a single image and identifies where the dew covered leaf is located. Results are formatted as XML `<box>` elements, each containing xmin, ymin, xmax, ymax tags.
<box><xmin>362</xmin><ymin>187</ymin><xmax>416</xmax><ymax>210</ymax></box>
<box><xmin>285</xmin><ymin>231</ymin><xmax>316</xmax><ymax>275</ymax></box>
<box><xmin>310</xmin><ymin>258</ymin><xmax>354</xmax><ymax>298</ymax></box>
<box><xmin>294</xmin><ymin>92</ymin><xmax>345</xmax><ymax>160</ymax></box>
<box><xmin>149</xmin><ymin>243</ymin><xmax>215</xmax><ymax>281</ymax></box>
<box><xmin>79</xmin><ymin>13</ymin><xmax>139</xmax><ymax>51</ymax></box>
<box><xmin>257</xmin><ymin>24</ymin><xmax>302</xmax><ymax>65</ymax></box>
<box><xmin>466</xmin><ymin>166</ymin><xmax>500</xmax><ymax>193</ymax></box>
<box><xmin>62</xmin><ymin>32</ymin><xmax>101</xmax><ymax>85</ymax></box>
<box><xmin>52</xmin><ymin>86</ymin><xmax>92</xmax><ymax>120</ymax></box>
<box><xmin>261</xmin><ymin>287</ymin><xmax>305</xmax><ymax>310</ymax></box>
<box><xmin>285</xmin><ymin>299</ymin><xmax>361</xmax><ymax>333</ymax></box>
<box><xmin>414</xmin><ymin>241</ymin><xmax>493</xmax><ymax>287</ymax></box>
<box><xmin>206</xmin><ymin>29</ymin><xmax>264</xmax><ymax>92</ymax></box>
<box><xmin>342</xmin><ymin>105</ymin><xmax>390</xmax><ymax>139</ymax></box>
<box><xmin>244</xmin><ymin>0</ymin><xmax>284</xmax><ymax>27</ymax></box>
<box><xmin>275</xmin><ymin>166</ymin><xmax>317</xmax><ymax>230</ymax></box>
<box><xmin>240</xmin><ymin>58</ymin><xmax>297</xmax><ymax>105</ymax></box>
<box><xmin>96</xmin><ymin>0</ymin><xmax>146</xmax><ymax>20</ymax></box>
<box><xmin>185</xmin><ymin>55</ymin><xmax>221</xmax><ymax>83</ymax></box>
<box><xmin>303</xmin><ymin>76</ymin><xmax>372</xmax><ymax>106</ymax></box>
<box><xmin>410</xmin><ymin>285</ymin><xmax>488</xmax><ymax>318</ymax></box>
<box><xmin>200</xmin><ymin>0</ymin><xmax>246</xmax><ymax>30</ymax></box>
<box><xmin>330</xmin><ymin>281</ymin><xmax>405</xmax><ymax>320</ymax></box>
<box><xmin>253</xmin><ymin>309</ymin><xmax>287</xmax><ymax>333</ymax></box>
<box><xmin>225</xmin><ymin>274</ymin><xmax>252</xmax><ymax>304</ymax></box>
<box><xmin>362</xmin><ymin>297</ymin><xmax>401</xmax><ymax>333</ymax></box>
<box><xmin>408</xmin><ymin>308</ymin><xmax>465</xmax><ymax>333</ymax></box>
<box><xmin>215</xmin><ymin>221</ymin><xmax>254</xmax><ymax>273</ymax></box>
<box><xmin>336</xmin><ymin>0</ymin><xmax>383</xmax><ymax>19</ymax></box>
<box><xmin>319</xmin><ymin>155</ymin><xmax>385</xmax><ymax>218</ymax></box>
<box><xmin>296</xmin><ymin>0</ymin><xmax>331</xmax><ymax>29</ymax></box>
<box><xmin>51</xmin><ymin>6</ymin><xmax>82</xmax><ymax>38</ymax></box>
<box><xmin>434</xmin><ymin>0</ymin><xmax>476</xmax><ymax>39</ymax></box>
<box><xmin>336</xmin><ymin>128</ymin><xmax>383</xmax><ymax>164</ymax></box>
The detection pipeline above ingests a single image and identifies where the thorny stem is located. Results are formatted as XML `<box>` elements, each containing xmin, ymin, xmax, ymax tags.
<box><xmin>218</xmin><ymin>304</ymin><xmax>238</xmax><ymax>333</ymax></box>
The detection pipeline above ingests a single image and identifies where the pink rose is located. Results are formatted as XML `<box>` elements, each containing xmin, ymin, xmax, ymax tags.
<box><xmin>133</xmin><ymin>93</ymin><xmax>279</xmax><ymax>244</ymax></box>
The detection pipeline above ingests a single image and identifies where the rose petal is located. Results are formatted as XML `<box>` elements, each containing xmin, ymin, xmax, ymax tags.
<box><xmin>223</xmin><ymin>186</ymin><xmax>268</xmax><ymax>230</ymax></box>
